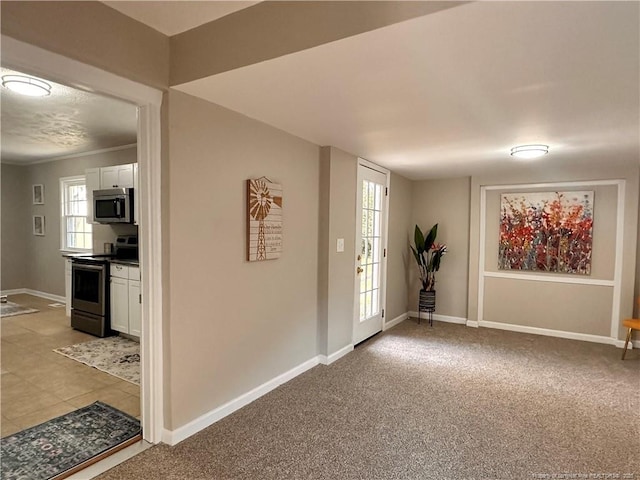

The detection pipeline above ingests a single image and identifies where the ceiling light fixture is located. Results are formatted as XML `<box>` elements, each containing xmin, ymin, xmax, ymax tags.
<box><xmin>510</xmin><ymin>144</ymin><xmax>549</xmax><ymax>159</ymax></box>
<box><xmin>1</xmin><ymin>75</ymin><xmax>52</xmax><ymax>97</ymax></box>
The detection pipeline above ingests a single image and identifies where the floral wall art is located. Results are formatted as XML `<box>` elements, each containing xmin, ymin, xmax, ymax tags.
<box><xmin>246</xmin><ymin>177</ymin><xmax>283</xmax><ymax>261</ymax></box>
<box><xmin>498</xmin><ymin>191</ymin><xmax>594</xmax><ymax>275</ymax></box>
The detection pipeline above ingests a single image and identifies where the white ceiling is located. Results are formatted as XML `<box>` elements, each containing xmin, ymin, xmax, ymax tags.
<box><xmin>3</xmin><ymin>2</ymin><xmax>638</xmax><ymax>177</ymax></box>
<box><xmin>0</xmin><ymin>67</ymin><xmax>137</xmax><ymax>164</ymax></box>
<box><xmin>173</xmin><ymin>1</ymin><xmax>639</xmax><ymax>179</ymax></box>
<box><xmin>103</xmin><ymin>0</ymin><xmax>260</xmax><ymax>36</ymax></box>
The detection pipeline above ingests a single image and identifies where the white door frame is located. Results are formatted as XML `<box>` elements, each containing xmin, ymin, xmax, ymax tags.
<box><xmin>353</xmin><ymin>158</ymin><xmax>390</xmax><ymax>344</ymax></box>
<box><xmin>2</xmin><ymin>35</ymin><xmax>165</xmax><ymax>443</ymax></box>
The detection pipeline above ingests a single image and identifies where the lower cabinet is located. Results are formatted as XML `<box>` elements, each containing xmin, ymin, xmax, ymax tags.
<box><xmin>110</xmin><ymin>264</ymin><xmax>141</xmax><ymax>337</ymax></box>
<box><xmin>128</xmin><ymin>279</ymin><xmax>141</xmax><ymax>337</ymax></box>
<box><xmin>65</xmin><ymin>259</ymin><xmax>72</xmax><ymax>317</ymax></box>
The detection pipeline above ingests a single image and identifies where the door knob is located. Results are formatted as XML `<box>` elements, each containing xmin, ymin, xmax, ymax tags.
<box><xmin>356</xmin><ymin>267</ymin><xmax>363</xmax><ymax>274</ymax></box>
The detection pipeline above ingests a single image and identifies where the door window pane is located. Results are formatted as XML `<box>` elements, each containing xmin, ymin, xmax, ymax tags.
<box><xmin>359</xmin><ymin>179</ymin><xmax>385</xmax><ymax>322</ymax></box>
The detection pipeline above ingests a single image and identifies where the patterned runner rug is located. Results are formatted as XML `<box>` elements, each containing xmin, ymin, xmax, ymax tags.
<box><xmin>0</xmin><ymin>301</ymin><xmax>38</xmax><ymax>318</ymax></box>
<box><xmin>54</xmin><ymin>336</ymin><xmax>140</xmax><ymax>385</ymax></box>
<box><xmin>0</xmin><ymin>402</ymin><xmax>141</xmax><ymax>480</ymax></box>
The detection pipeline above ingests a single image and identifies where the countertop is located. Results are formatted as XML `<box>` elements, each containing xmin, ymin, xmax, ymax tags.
<box><xmin>62</xmin><ymin>252</ymin><xmax>139</xmax><ymax>267</ymax></box>
<box><xmin>61</xmin><ymin>252</ymin><xmax>110</xmax><ymax>259</ymax></box>
<box><xmin>109</xmin><ymin>259</ymin><xmax>140</xmax><ymax>267</ymax></box>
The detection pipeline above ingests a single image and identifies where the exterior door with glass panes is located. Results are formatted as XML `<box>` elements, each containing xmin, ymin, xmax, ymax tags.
<box><xmin>353</xmin><ymin>161</ymin><xmax>389</xmax><ymax>345</ymax></box>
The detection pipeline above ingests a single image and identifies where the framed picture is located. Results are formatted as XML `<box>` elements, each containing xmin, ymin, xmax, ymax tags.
<box><xmin>246</xmin><ymin>177</ymin><xmax>283</xmax><ymax>261</ymax></box>
<box><xmin>498</xmin><ymin>190</ymin><xmax>594</xmax><ymax>275</ymax></box>
<box><xmin>32</xmin><ymin>184</ymin><xmax>44</xmax><ymax>205</ymax></box>
<box><xmin>33</xmin><ymin>215</ymin><xmax>45</xmax><ymax>236</ymax></box>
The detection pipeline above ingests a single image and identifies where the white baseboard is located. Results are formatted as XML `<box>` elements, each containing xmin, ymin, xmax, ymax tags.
<box><xmin>1</xmin><ymin>288</ymin><xmax>65</xmax><ymax>304</ymax></box>
<box><xmin>614</xmin><ymin>339</ymin><xmax>631</xmax><ymax>349</ymax></box>
<box><xmin>466</xmin><ymin>320</ymin><xmax>479</xmax><ymax>328</ymax></box>
<box><xmin>616</xmin><ymin>339</ymin><xmax>640</xmax><ymax>350</ymax></box>
<box><xmin>383</xmin><ymin>312</ymin><xmax>408</xmax><ymax>331</ymax></box>
<box><xmin>318</xmin><ymin>344</ymin><xmax>354</xmax><ymax>365</ymax></box>
<box><xmin>27</xmin><ymin>289</ymin><xmax>66</xmax><ymax>303</ymax></box>
<box><xmin>0</xmin><ymin>289</ymin><xmax>24</xmax><ymax>297</ymax></box>
<box><xmin>408</xmin><ymin>311</ymin><xmax>468</xmax><ymax>325</ymax></box>
<box><xmin>162</xmin><ymin>356</ymin><xmax>320</xmax><ymax>446</ymax></box>
<box><xmin>479</xmin><ymin>320</ymin><xmax>622</xmax><ymax>347</ymax></box>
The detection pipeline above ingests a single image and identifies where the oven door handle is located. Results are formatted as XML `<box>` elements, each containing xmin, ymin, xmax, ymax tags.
<box><xmin>73</xmin><ymin>264</ymin><xmax>105</xmax><ymax>271</ymax></box>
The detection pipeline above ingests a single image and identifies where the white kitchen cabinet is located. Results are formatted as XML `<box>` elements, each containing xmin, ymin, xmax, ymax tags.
<box><xmin>86</xmin><ymin>163</ymin><xmax>136</xmax><ymax>224</ymax></box>
<box><xmin>133</xmin><ymin>163</ymin><xmax>139</xmax><ymax>225</ymax></box>
<box><xmin>85</xmin><ymin>168</ymin><xmax>100</xmax><ymax>225</ymax></box>
<box><xmin>128</xmin><ymin>280</ymin><xmax>141</xmax><ymax>337</ymax></box>
<box><xmin>65</xmin><ymin>259</ymin><xmax>72</xmax><ymax>317</ymax></box>
<box><xmin>110</xmin><ymin>263</ymin><xmax>141</xmax><ymax>337</ymax></box>
<box><xmin>110</xmin><ymin>276</ymin><xmax>129</xmax><ymax>333</ymax></box>
<box><xmin>101</xmin><ymin>164</ymin><xmax>134</xmax><ymax>189</ymax></box>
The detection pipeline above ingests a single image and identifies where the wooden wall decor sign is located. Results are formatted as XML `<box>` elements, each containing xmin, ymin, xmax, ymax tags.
<box><xmin>246</xmin><ymin>177</ymin><xmax>283</xmax><ymax>261</ymax></box>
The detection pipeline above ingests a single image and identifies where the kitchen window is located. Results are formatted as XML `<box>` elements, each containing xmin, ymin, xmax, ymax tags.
<box><xmin>60</xmin><ymin>175</ymin><xmax>92</xmax><ymax>251</ymax></box>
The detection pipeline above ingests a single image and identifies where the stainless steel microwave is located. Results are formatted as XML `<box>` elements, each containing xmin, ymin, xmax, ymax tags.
<box><xmin>93</xmin><ymin>188</ymin><xmax>134</xmax><ymax>224</ymax></box>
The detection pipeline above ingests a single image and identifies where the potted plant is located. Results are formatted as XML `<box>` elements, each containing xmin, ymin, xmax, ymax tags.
<box><xmin>410</xmin><ymin>224</ymin><xmax>447</xmax><ymax>324</ymax></box>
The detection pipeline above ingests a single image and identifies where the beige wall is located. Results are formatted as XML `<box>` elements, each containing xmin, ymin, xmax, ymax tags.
<box><xmin>484</xmin><ymin>279</ymin><xmax>614</xmax><ymax>336</ymax></box>
<box><xmin>317</xmin><ymin>152</ymin><xmax>410</xmax><ymax>352</ymax></box>
<box><xmin>1</xmin><ymin>1</ymin><xmax>169</xmax><ymax>90</ymax></box>
<box><xmin>327</xmin><ymin>147</ymin><xmax>358</xmax><ymax>353</ymax></box>
<box><xmin>468</xmin><ymin>163</ymin><xmax>639</xmax><ymax>340</ymax></box>
<box><xmin>385</xmin><ymin>172</ymin><xmax>413</xmax><ymax>321</ymax></box>
<box><xmin>317</xmin><ymin>148</ymin><xmax>330</xmax><ymax>355</ymax></box>
<box><xmin>481</xmin><ymin>184</ymin><xmax>619</xmax><ymax>336</ymax></box>
<box><xmin>484</xmin><ymin>186</ymin><xmax>617</xmax><ymax>279</ymax></box>
<box><xmin>170</xmin><ymin>1</ymin><xmax>465</xmax><ymax>86</ymax></box>
<box><xmin>0</xmin><ymin>148</ymin><xmax>137</xmax><ymax>296</ymax></box>
<box><xmin>4</xmin><ymin>0</ymin><xmax>638</xmax><ymax>441</ymax></box>
<box><xmin>410</xmin><ymin>177</ymin><xmax>471</xmax><ymax>319</ymax></box>
<box><xmin>167</xmin><ymin>90</ymin><xmax>320</xmax><ymax>429</ymax></box>
<box><xmin>317</xmin><ymin>147</ymin><xmax>358</xmax><ymax>355</ymax></box>
<box><xmin>1</xmin><ymin>165</ymin><xmax>30</xmax><ymax>291</ymax></box>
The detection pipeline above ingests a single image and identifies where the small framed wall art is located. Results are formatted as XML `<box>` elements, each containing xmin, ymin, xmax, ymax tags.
<box><xmin>33</xmin><ymin>215</ymin><xmax>45</xmax><ymax>236</ymax></box>
<box><xmin>32</xmin><ymin>184</ymin><xmax>44</xmax><ymax>205</ymax></box>
<box><xmin>246</xmin><ymin>177</ymin><xmax>283</xmax><ymax>261</ymax></box>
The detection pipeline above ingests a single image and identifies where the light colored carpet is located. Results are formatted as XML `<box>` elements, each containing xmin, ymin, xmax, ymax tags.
<box><xmin>0</xmin><ymin>301</ymin><xmax>39</xmax><ymax>318</ymax></box>
<box><xmin>96</xmin><ymin>320</ymin><xmax>640</xmax><ymax>480</ymax></box>
<box><xmin>54</xmin><ymin>336</ymin><xmax>140</xmax><ymax>385</ymax></box>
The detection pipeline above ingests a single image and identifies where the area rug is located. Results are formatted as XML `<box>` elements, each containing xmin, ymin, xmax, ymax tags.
<box><xmin>54</xmin><ymin>336</ymin><xmax>140</xmax><ymax>385</ymax></box>
<box><xmin>0</xmin><ymin>401</ymin><xmax>141</xmax><ymax>480</ymax></box>
<box><xmin>0</xmin><ymin>301</ymin><xmax>38</xmax><ymax>318</ymax></box>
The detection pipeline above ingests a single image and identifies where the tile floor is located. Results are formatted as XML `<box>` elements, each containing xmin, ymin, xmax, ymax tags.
<box><xmin>1</xmin><ymin>294</ymin><xmax>140</xmax><ymax>438</ymax></box>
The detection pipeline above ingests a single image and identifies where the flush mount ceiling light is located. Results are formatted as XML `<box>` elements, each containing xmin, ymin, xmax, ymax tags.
<box><xmin>510</xmin><ymin>144</ymin><xmax>549</xmax><ymax>159</ymax></box>
<box><xmin>1</xmin><ymin>75</ymin><xmax>52</xmax><ymax>97</ymax></box>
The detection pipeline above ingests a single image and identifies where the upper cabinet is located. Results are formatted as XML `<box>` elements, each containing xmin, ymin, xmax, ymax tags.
<box><xmin>133</xmin><ymin>163</ymin><xmax>139</xmax><ymax>226</ymax></box>
<box><xmin>86</xmin><ymin>163</ymin><xmax>139</xmax><ymax>225</ymax></box>
<box><xmin>85</xmin><ymin>167</ymin><xmax>100</xmax><ymax>225</ymax></box>
<box><xmin>100</xmin><ymin>164</ymin><xmax>134</xmax><ymax>189</ymax></box>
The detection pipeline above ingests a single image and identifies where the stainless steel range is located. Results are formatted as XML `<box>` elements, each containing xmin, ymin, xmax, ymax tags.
<box><xmin>70</xmin><ymin>235</ymin><xmax>138</xmax><ymax>337</ymax></box>
<box><xmin>71</xmin><ymin>257</ymin><xmax>110</xmax><ymax>337</ymax></box>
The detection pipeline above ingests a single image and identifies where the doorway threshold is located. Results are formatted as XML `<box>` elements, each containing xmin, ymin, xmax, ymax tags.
<box><xmin>65</xmin><ymin>439</ymin><xmax>152</xmax><ymax>480</ymax></box>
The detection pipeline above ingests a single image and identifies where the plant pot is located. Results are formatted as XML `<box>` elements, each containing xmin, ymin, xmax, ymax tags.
<box><xmin>418</xmin><ymin>290</ymin><xmax>436</xmax><ymax>326</ymax></box>
<box><xmin>419</xmin><ymin>290</ymin><xmax>436</xmax><ymax>311</ymax></box>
